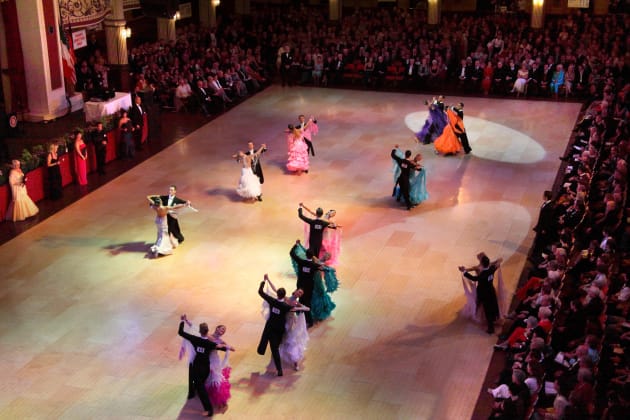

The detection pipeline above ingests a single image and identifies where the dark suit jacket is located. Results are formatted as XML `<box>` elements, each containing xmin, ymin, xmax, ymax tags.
<box><xmin>258</xmin><ymin>283</ymin><xmax>292</xmax><ymax>331</ymax></box>
<box><xmin>245</xmin><ymin>148</ymin><xmax>266</xmax><ymax>184</ymax></box>
<box><xmin>290</xmin><ymin>243</ymin><xmax>320</xmax><ymax>294</ymax></box>
<box><xmin>129</xmin><ymin>104</ymin><xmax>145</xmax><ymax>129</ymax></box>
<box><xmin>178</xmin><ymin>322</ymin><xmax>224</xmax><ymax>369</ymax></box>
<box><xmin>463</xmin><ymin>265</ymin><xmax>498</xmax><ymax>302</ymax></box>
<box><xmin>298</xmin><ymin>208</ymin><xmax>330</xmax><ymax>252</ymax></box>
<box><xmin>160</xmin><ymin>194</ymin><xmax>186</xmax><ymax>208</ymax></box>
<box><xmin>534</xmin><ymin>200</ymin><xmax>555</xmax><ymax>235</ymax></box>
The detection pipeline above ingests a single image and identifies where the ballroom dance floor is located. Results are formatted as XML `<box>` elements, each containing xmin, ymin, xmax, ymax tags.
<box><xmin>0</xmin><ymin>87</ymin><xmax>582</xmax><ymax>419</ymax></box>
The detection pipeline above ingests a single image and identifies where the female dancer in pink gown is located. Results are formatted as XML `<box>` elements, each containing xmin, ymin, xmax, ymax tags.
<box><xmin>286</xmin><ymin>125</ymin><xmax>310</xmax><ymax>174</ymax></box>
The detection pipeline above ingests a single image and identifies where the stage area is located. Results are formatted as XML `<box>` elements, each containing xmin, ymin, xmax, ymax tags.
<box><xmin>0</xmin><ymin>87</ymin><xmax>582</xmax><ymax>419</ymax></box>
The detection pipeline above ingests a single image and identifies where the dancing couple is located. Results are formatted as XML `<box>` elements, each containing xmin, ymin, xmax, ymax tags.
<box><xmin>179</xmin><ymin>318</ymin><xmax>235</xmax><ymax>415</ymax></box>
<box><xmin>257</xmin><ymin>274</ymin><xmax>310</xmax><ymax>376</ymax></box>
<box><xmin>177</xmin><ymin>314</ymin><xmax>233</xmax><ymax>417</ymax></box>
<box><xmin>391</xmin><ymin>146</ymin><xmax>429</xmax><ymax>210</ymax></box>
<box><xmin>233</xmin><ymin>142</ymin><xmax>266</xmax><ymax>201</ymax></box>
<box><xmin>433</xmin><ymin>102</ymin><xmax>472</xmax><ymax>156</ymax></box>
<box><xmin>459</xmin><ymin>253</ymin><xmax>504</xmax><ymax>334</ymax></box>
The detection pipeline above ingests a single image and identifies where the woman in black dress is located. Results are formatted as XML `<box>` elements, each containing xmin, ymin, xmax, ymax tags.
<box><xmin>46</xmin><ymin>143</ymin><xmax>63</xmax><ymax>200</ymax></box>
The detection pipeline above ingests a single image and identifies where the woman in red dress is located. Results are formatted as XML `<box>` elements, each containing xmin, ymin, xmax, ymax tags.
<box><xmin>481</xmin><ymin>61</ymin><xmax>494</xmax><ymax>96</ymax></box>
<box><xmin>73</xmin><ymin>131</ymin><xmax>88</xmax><ymax>186</ymax></box>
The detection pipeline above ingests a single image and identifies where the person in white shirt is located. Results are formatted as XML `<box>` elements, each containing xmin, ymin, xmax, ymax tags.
<box><xmin>174</xmin><ymin>79</ymin><xmax>192</xmax><ymax>112</ymax></box>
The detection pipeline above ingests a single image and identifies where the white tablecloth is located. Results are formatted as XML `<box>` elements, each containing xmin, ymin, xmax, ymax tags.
<box><xmin>84</xmin><ymin>92</ymin><xmax>132</xmax><ymax>122</ymax></box>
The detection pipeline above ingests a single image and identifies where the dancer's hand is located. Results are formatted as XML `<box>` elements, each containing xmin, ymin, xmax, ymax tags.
<box><xmin>458</xmin><ymin>266</ymin><xmax>466</xmax><ymax>273</ymax></box>
<box><xmin>264</xmin><ymin>273</ymin><xmax>269</xmax><ymax>281</ymax></box>
<box><xmin>296</xmin><ymin>239</ymin><xmax>301</xmax><ymax>245</ymax></box>
<box><xmin>181</xmin><ymin>314</ymin><xmax>187</xmax><ymax>321</ymax></box>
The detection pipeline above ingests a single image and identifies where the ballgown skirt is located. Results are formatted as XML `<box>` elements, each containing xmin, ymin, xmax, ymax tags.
<box><xmin>393</xmin><ymin>168</ymin><xmax>429</xmax><ymax>206</ymax></box>
<box><xmin>261</xmin><ymin>287</ymin><xmax>309</xmax><ymax>368</ymax></box>
<box><xmin>207</xmin><ymin>351</ymin><xmax>231</xmax><ymax>407</ymax></box>
<box><xmin>460</xmin><ymin>268</ymin><xmax>506</xmax><ymax>323</ymax></box>
<box><xmin>409</xmin><ymin>168</ymin><xmax>429</xmax><ymax>205</ymax></box>
<box><xmin>415</xmin><ymin>107</ymin><xmax>447</xmax><ymax>144</ymax></box>
<box><xmin>6</xmin><ymin>184</ymin><xmax>39</xmax><ymax>222</ymax></box>
<box><xmin>287</xmin><ymin>137</ymin><xmax>310</xmax><ymax>172</ymax></box>
<box><xmin>151</xmin><ymin>215</ymin><xmax>177</xmax><ymax>255</ymax></box>
<box><xmin>434</xmin><ymin>123</ymin><xmax>462</xmax><ymax>155</ymax></box>
<box><xmin>279</xmin><ymin>312</ymin><xmax>309</xmax><ymax>365</ymax></box>
<box><xmin>303</xmin><ymin>224</ymin><xmax>342</xmax><ymax>266</ymax></box>
<box><xmin>236</xmin><ymin>167</ymin><xmax>262</xmax><ymax>199</ymax></box>
<box><xmin>291</xmin><ymin>243</ymin><xmax>339</xmax><ymax>322</ymax></box>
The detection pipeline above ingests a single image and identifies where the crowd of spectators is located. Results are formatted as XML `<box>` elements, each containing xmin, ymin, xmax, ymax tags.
<box><xmin>230</xmin><ymin>5</ymin><xmax>626</xmax><ymax>100</ymax></box>
<box><xmin>119</xmin><ymin>5</ymin><xmax>628</xmax><ymax>116</ymax></box>
<box><xmin>485</xmin><ymin>78</ymin><xmax>629</xmax><ymax>418</ymax></box>
<box><xmin>127</xmin><ymin>20</ymin><xmax>269</xmax><ymax>116</ymax></box>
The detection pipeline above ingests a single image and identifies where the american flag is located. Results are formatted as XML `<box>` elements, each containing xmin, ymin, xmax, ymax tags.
<box><xmin>59</xmin><ymin>22</ymin><xmax>76</xmax><ymax>86</ymax></box>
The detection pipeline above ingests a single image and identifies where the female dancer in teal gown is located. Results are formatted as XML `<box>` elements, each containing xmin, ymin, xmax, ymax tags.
<box><xmin>290</xmin><ymin>242</ymin><xmax>339</xmax><ymax>323</ymax></box>
<box><xmin>392</xmin><ymin>147</ymin><xmax>429</xmax><ymax>206</ymax></box>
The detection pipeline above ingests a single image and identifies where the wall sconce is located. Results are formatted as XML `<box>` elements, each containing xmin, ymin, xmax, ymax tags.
<box><xmin>212</xmin><ymin>0</ymin><xmax>220</xmax><ymax>6</ymax></box>
<box><xmin>532</xmin><ymin>0</ymin><xmax>544</xmax><ymax>6</ymax></box>
<box><xmin>173</xmin><ymin>11</ymin><xmax>181</xmax><ymax>20</ymax></box>
<box><xmin>121</xmin><ymin>27</ymin><xmax>131</xmax><ymax>38</ymax></box>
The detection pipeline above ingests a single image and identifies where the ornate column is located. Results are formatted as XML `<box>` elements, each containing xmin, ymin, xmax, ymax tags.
<box><xmin>157</xmin><ymin>17</ymin><xmax>176</xmax><ymax>42</ymax></box>
<box><xmin>427</xmin><ymin>0</ymin><xmax>440</xmax><ymax>25</ymax></box>
<box><xmin>104</xmin><ymin>0</ymin><xmax>129</xmax><ymax>91</ymax></box>
<box><xmin>14</xmin><ymin>0</ymin><xmax>75</xmax><ymax>121</ymax></box>
<box><xmin>200</xmin><ymin>0</ymin><xmax>221</xmax><ymax>28</ymax></box>
<box><xmin>329</xmin><ymin>0</ymin><xmax>341</xmax><ymax>21</ymax></box>
<box><xmin>531</xmin><ymin>0</ymin><xmax>544</xmax><ymax>29</ymax></box>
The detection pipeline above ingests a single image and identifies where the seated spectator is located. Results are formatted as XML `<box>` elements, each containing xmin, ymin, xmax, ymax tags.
<box><xmin>174</xmin><ymin>78</ymin><xmax>192</xmax><ymax>112</ymax></box>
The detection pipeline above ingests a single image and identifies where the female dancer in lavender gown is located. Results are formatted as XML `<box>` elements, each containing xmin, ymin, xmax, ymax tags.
<box><xmin>299</xmin><ymin>203</ymin><xmax>342</xmax><ymax>266</ymax></box>
<box><xmin>263</xmin><ymin>275</ymin><xmax>310</xmax><ymax>371</ymax></box>
<box><xmin>415</xmin><ymin>96</ymin><xmax>448</xmax><ymax>144</ymax></box>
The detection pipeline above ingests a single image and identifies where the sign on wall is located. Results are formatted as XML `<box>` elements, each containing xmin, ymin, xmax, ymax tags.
<box><xmin>568</xmin><ymin>0</ymin><xmax>589</xmax><ymax>7</ymax></box>
<box><xmin>72</xmin><ymin>29</ymin><xmax>87</xmax><ymax>50</ymax></box>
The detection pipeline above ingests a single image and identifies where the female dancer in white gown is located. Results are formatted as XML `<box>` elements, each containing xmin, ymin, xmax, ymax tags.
<box><xmin>146</xmin><ymin>195</ymin><xmax>183</xmax><ymax>257</ymax></box>
<box><xmin>459</xmin><ymin>252</ymin><xmax>505</xmax><ymax>322</ymax></box>
<box><xmin>233</xmin><ymin>144</ymin><xmax>266</xmax><ymax>200</ymax></box>
<box><xmin>263</xmin><ymin>275</ymin><xmax>310</xmax><ymax>371</ymax></box>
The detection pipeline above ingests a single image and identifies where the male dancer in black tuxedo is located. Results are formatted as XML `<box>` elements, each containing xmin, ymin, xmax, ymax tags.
<box><xmin>91</xmin><ymin>122</ymin><xmax>108</xmax><ymax>174</ymax></box>
<box><xmin>532</xmin><ymin>190</ymin><xmax>556</xmax><ymax>256</ymax></box>
<box><xmin>391</xmin><ymin>148</ymin><xmax>416</xmax><ymax>210</ymax></box>
<box><xmin>298</xmin><ymin>204</ymin><xmax>332</xmax><ymax>257</ymax></box>
<box><xmin>280</xmin><ymin>46</ymin><xmax>293</xmax><ymax>87</ymax></box>
<box><xmin>451</xmin><ymin>102</ymin><xmax>472</xmax><ymax>154</ymax></box>
<box><xmin>178</xmin><ymin>314</ymin><xmax>227</xmax><ymax>417</ymax></box>
<box><xmin>245</xmin><ymin>141</ymin><xmax>265</xmax><ymax>200</ymax></box>
<box><xmin>290</xmin><ymin>240</ymin><xmax>321</xmax><ymax>328</ymax></box>
<box><xmin>459</xmin><ymin>255</ymin><xmax>501</xmax><ymax>334</ymax></box>
<box><xmin>257</xmin><ymin>274</ymin><xmax>293</xmax><ymax>376</ymax></box>
<box><xmin>160</xmin><ymin>185</ymin><xmax>189</xmax><ymax>243</ymax></box>
<box><xmin>129</xmin><ymin>95</ymin><xmax>146</xmax><ymax>149</ymax></box>
<box><xmin>297</xmin><ymin>114</ymin><xmax>315</xmax><ymax>156</ymax></box>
